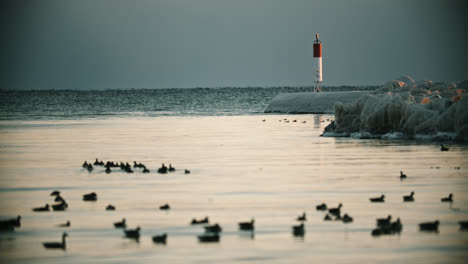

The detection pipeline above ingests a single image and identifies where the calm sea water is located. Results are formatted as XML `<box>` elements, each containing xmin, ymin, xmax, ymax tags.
<box><xmin>0</xmin><ymin>88</ymin><xmax>467</xmax><ymax>263</ymax></box>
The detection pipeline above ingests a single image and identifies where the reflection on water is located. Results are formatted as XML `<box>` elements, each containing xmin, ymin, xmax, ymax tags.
<box><xmin>0</xmin><ymin>114</ymin><xmax>467</xmax><ymax>263</ymax></box>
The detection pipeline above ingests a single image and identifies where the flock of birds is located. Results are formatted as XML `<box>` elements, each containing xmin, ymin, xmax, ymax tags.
<box><xmin>1</xmin><ymin>151</ymin><xmax>466</xmax><ymax>251</ymax></box>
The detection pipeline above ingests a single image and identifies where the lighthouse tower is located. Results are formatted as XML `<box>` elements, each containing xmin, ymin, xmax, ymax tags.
<box><xmin>313</xmin><ymin>33</ymin><xmax>322</xmax><ymax>92</ymax></box>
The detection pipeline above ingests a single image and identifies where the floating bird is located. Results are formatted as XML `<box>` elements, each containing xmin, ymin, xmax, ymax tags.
<box><xmin>441</xmin><ymin>193</ymin><xmax>453</xmax><ymax>202</ymax></box>
<box><xmin>370</xmin><ymin>195</ymin><xmax>385</xmax><ymax>203</ymax></box>
<box><xmin>458</xmin><ymin>221</ymin><xmax>468</xmax><ymax>230</ymax></box>
<box><xmin>142</xmin><ymin>167</ymin><xmax>150</xmax><ymax>173</ymax></box>
<box><xmin>83</xmin><ymin>192</ymin><xmax>97</xmax><ymax>201</ymax></box>
<box><xmin>185</xmin><ymin>169</ymin><xmax>190</xmax><ymax>174</ymax></box>
<box><xmin>106</xmin><ymin>204</ymin><xmax>116</xmax><ymax>211</ymax></box>
<box><xmin>328</xmin><ymin>203</ymin><xmax>342</xmax><ymax>216</ymax></box>
<box><xmin>33</xmin><ymin>204</ymin><xmax>50</xmax><ymax>212</ymax></box>
<box><xmin>204</xmin><ymin>224</ymin><xmax>222</xmax><ymax>233</ymax></box>
<box><xmin>0</xmin><ymin>215</ymin><xmax>21</xmax><ymax>230</ymax></box>
<box><xmin>159</xmin><ymin>204</ymin><xmax>170</xmax><ymax>210</ymax></box>
<box><xmin>391</xmin><ymin>218</ymin><xmax>402</xmax><ymax>234</ymax></box>
<box><xmin>82</xmin><ymin>161</ymin><xmax>88</xmax><ymax>168</ymax></box>
<box><xmin>191</xmin><ymin>217</ymin><xmax>209</xmax><ymax>225</ymax></box>
<box><xmin>296</xmin><ymin>212</ymin><xmax>307</xmax><ymax>221</ymax></box>
<box><xmin>124</xmin><ymin>226</ymin><xmax>141</xmax><ymax>240</ymax></box>
<box><xmin>168</xmin><ymin>164</ymin><xmax>175</xmax><ymax>172</ymax></box>
<box><xmin>316</xmin><ymin>203</ymin><xmax>327</xmax><ymax>211</ymax></box>
<box><xmin>377</xmin><ymin>215</ymin><xmax>392</xmax><ymax>227</ymax></box>
<box><xmin>238</xmin><ymin>219</ymin><xmax>255</xmax><ymax>231</ymax></box>
<box><xmin>324</xmin><ymin>214</ymin><xmax>332</xmax><ymax>221</ymax></box>
<box><xmin>105</xmin><ymin>167</ymin><xmax>112</xmax><ymax>173</ymax></box>
<box><xmin>400</xmin><ymin>171</ymin><xmax>407</xmax><ymax>180</ymax></box>
<box><xmin>50</xmin><ymin>190</ymin><xmax>60</xmax><ymax>196</ymax></box>
<box><xmin>57</xmin><ymin>221</ymin><xmax>70</xmax><ymax>228</ymax></box>
<box><xmin>42</xmin><ymin>232</ymin><xmax>67</xmax><ymax>250</ymax></box>
<box><xmin>403</xmin><ymin>192</ymin><xmax>415</xmax><ymax>202</ymax></box>
<box><xmin>372</xmin><ymin>218</ymin><xmax>402</xmax><ymax>236</ymax></box>
<box><xmin>198</xmin><ymin>233</ymin><xmax>220</xmax><ymax>243</ymax></box>
<box><xmin>114</xmin><ymin>218</ymin><xmax>126</xmax><ymax>228</ymax></box>
<box><xmin>419</xmin><ymin>221</ymin><xmax>439</xmax><ymax>232</ymax></box>
<box><xmin>157</xmin><ymin>164</ymin><xmax>168</xmax><ymax>174</ymax></box>
<box><xmin>342</xmin><ymin>214</ymin><xmax>353</xmax><ymax>223</ymax></box>
<box><xmin>87</xmin><ymin>164</ymin><xmax>93</xmax><ymax>172</ymax></box>
<box><xmin>292</xmin><ymin>223</ymin><xmax>305</xmax><ymax>236</ymax></box>
<box><xmin>152</xmin><ymin>233</ymin><xmax>167</xmax><ymax>244</ymax></box>
<box><xmin>440</xmin><ymin>144</ymin><xmax>449</xmax><ymax>151</ymax></box>
<box><xmin>52</xmin><ymin>201</ymin><xmax>68</xmax><ymax>211</ymax></box>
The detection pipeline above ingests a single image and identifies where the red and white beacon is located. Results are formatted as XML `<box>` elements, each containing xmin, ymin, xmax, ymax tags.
<box><xmin>313</xmin><ymin>33</ymin><xmax>322</xmax><ymax>92</ymax></box>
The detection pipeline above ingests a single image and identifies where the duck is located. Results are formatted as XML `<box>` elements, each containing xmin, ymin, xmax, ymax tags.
<box><xmin>238</xmin><ymin>219</ymin><xmax>255</xmax><ymax>231</ymax></box>
<box><xmin>159</xmin><ymin>204</ymin><xmax>170</xmax><ymax>210</ymax></box>
<box><xmin>52</xmin><ymin>201</ymin><xmax>68</xmax><ymax>211</ymax></box>
<box><xmin>419</xmin><ymin>220</ymin><xmax>439</xmax><ymax>232</ymax></box>
<box><xmin>168</xmin><ymin>164</ymin><xmax>175</xmax><ymax>172</ymax></box>
<box><xmin>204</xmin><ymin>224</ymin><xmax>222</xmax><ymax>233</ymax></box>
<box><xmin>316</xmin><ymin>203</ymin><xmax>327</xmax><ymax>211</ymax></box>
<box><xmin>292</xmin><ymin>223</ymin><xmax>305</xmax><ymax>236</ymax></box>
<box><xmin>328</xmin><ymin>203</ymin><xmax>342</xmax><ymax>216</ymax></box>
<box><xmin>50</xmin><ymin>190</ymin><xmax>60</xmax><ymax>196</ymax></box>
<box><xmin>32</xmin><ymin>204</ymin><xmax>50</xmax><ymax>212</ymax></box>
<box><xmin>400</xmin><ymin>171</ymin><xmax>407</xmax><ymax>180</ymax></box>
<box><xmin>114</xmin><ymin>218</ymin><xmax>126</xmax><ymax>228</ymax></box>
<box><xmin>184</xmin><ymin>169</ymin><xmax>190</xmax><ymax>174</ymax></box>
<box><xmin>403</xmin><ymin>192</ymin><xmax>415</xmax><ymax>202</ymax></box>
<box><xmin>376</xmin><ymin>215</ymin><xmax>392</xmax><ymax>227</ymax></box>
<box><xmin>142</xmin><ymin>167</ymin><xmax>150</xmax><ymax>173</ymax></box>
<box><xmin>124</xmin><ymin>226</ymin><xmax>141</xmax><ymax>240</ymax></box>
<box><xmin>324</xmin><ymin>214</ymin><xmax>332</xmax><ymax>221</ymax></box>
<box><xmin>106</xmin><ymin>204</ymin><xmax>116</xmax><ymax>211</ymax></box>
<box><xmin>191</xmin><ymin>217</ymin><xmax>209</xmax><ymax>225</ymax></box>
<box><xmin>441</xmin><ymin>193</ymin><xmax>453</xmax><ymax>202</ymax></box>
<box><xmin>0</xmin><ymin>215</ymin><xmax>21</xmax><ymax>230</ymax></box>
<box><xmin>440</xmin><ymin>144</ymin><xmax>449</xmax><ymax>151</ymax></box>
<box><xmin>105</xmin><ymin>167</ymin><xmax>112</xmax><ymax>173</ymax></box>
<box><xmin>342</xmin><ymin>214</ymin><xmax>353</xmax><ymax>223</ymax></box>
<box><xmin>82</xmin><ymin>161</ymin><xmax>88</xmax><ymax>168</ymax></box>
<box><xmin>83</xmin><ymin>192</ymin><xmax>97</xmax><ymax>201</ymax></box>
<box><xmin>296</xmin><ymin>212</ymin><xmax>306</xmax><ymax>221</ymax></box>
<box><xmin>198</xmin><ymin>233</ymin><xmax>220</xmax><ymax>243</ymax></box>
<box><xmin>57</xmin><ymin>221</ymin><xmax>70</xmax><ymax>228</ymax></box>
<box><xmin>87</xmin><ymin>164</ymin><xmax>93</xmax><ymax>172</ymax></box>
<box><xmin>458</xmin><ymin>221</ymin><xmax>468</xmax><ymax>230</ymax></box>
<box><xmin>370</xmin><ymin>195</ymin><xmax>385</xmax><ymax>203</ymax></box>
<box><xmin>152</xmin><ymin>233</ymin><xmax>167</xmax><ymax>244</ymax></box>
<box><xmin>42</xmin><ymin>232</ymin><xmax>67</xmax><ymax>250</ymax></box>
<box><xmin>391</xmin><ymin>218</ymin><xmax>402</xmax><ymax>234</ymax></box>
<box><xmin>157</xmin><ymin>164</ymin><xmax>168</xmax><ymax>174</ymax></box>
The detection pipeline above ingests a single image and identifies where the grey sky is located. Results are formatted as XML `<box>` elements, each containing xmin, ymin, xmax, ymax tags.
<box><xmin>1</xmin><ymin>0</ymin><xmax>467</xmax><ymax>89</ymax></box>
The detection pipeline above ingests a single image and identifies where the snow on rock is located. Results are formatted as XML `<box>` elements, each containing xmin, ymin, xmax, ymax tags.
<box><xmin>264</xmin><ymin>91</ymin><xmax>369</xmax><ymax>114</ymax></box>
<box><xmin>323</xmin><ymin>76</ymin><xmax>468</xmax><ymax>141</ymax></box>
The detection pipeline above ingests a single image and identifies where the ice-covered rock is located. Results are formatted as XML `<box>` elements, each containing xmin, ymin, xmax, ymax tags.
<box><xmin>322</xmin><ymin>76</ymin><xmax>468</xmax><ymax>141</ymax></box>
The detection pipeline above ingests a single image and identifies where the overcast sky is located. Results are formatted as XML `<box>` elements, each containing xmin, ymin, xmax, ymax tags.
<box><xmin>1</xmin><ymin>0</ymin><xmax>467</xmax><ymax>89</ymax></box>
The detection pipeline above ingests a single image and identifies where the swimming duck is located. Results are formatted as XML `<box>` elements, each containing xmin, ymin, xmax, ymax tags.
<box><xmin>458</xmin><ymin>221</ymin><xmax>468</xmax><ymax>230</ymax></box>
<box><xmin>328</xmin><ymin>203</ymin><xmax>342</xmax><ymax>216</ymax></box>
<box><xmin>370</xmin><ymin>195</ymin><xmax>385</xmax><ymax>203</ymax></box>
<box><xmin>42</xmin><ymin>232</ymin><xmax>67</xmax><ymax>250</ymax></box>
<box><xmin>83</xmin><ymin>192</ymin><xmax>97</xmax><ymax>201</ymax></box>
<box><xmin>185</xmin><ymin>169</ymin><xmax>190</xmax><ymax>174</ymax></box>
<box><xmin>82</xmin><ymin>161</ymin><xmax>88</xmax><ymax>168</ymax></box>
<box><xmin>142</xmin><ymin>166</ymin><xmax>150</xmax><ymax>173</ymax></box>
<box><xmin>57</xmin><ymin>221</ymin><xmax>70</xmax><ymax>228</ymax></box>
<box><xmin>440</xmin><ymin>144</ymin><xmax>449</xmax><ymax>151</ymax></box>
<box><xmin>198</xmin><ymin>233</ymin><xmax>220</xmax><ymax>243</ymax></box>
<box><xmin>441</xmin><ymin>193</ymin><xmax>453</xmax><ymax>202</ymax></box>
<box><xmin>158</xmin><ymin>164</ymin><xmax>168</xmax><ymax>174</ymax></box>
<box><xmin>87</xmin><ymin>164</ymin><xmax>93</xmax><ymax>172</ymax></box>
<box><xmin>238</xmin><ymin>219</ymin><xmax>255</xmax><ymax>231</ymax></box>
<box><xmin>106</xmin><ymin>204</ymin><xmax>116</xmax><ymax>211</ymax></box>
<box><xmin>419</xmin><ymin>220</ymin><xmax>439</xmax><ymax>232</ymax></box>
<box><xmin>400</xmin><ymin>171</ymin><xmax>407</xmax><ymax>179</ymax></box>
<box><xmin>377</xmin><ymin>215</ymin><xmax>392</xmax><ymax>227</ymax></box>
<box><xmin>168</xmin><ymin>164</ymin><xmax>175</xmax><ymax>172</ymax></box>
<box><xmin>292</xmin><ymin>223</ymin><xmax>304</xmax><ymax>236</ymax></box>
<box><xmin>114</xmin><ymin>218</ymin><xmax>126</xmax><ymax>228</ymax></box>
<box><xmin>159</xmin><ymin>204</ymin><xmax>170</xmax><ymax>210</ymax></box>
<box><xmin>191</xmin><ymin>217</ymin><xmax>209</xmax><ymax>225</ymax></box>
<box><xmin>342</xmin><ymin>214</ymin><xmax>353</xmax><ymax>223</ymax></box>
<box><xmin>152</xmin><ymin>233</ymin><xmax>167</xmax><ymax>244</ymax></box>
<box><xmin>33</xmin><ymin>204</ymin><xmax>50</xmax><ymax>212</ymax></box>
<box><xmin>204</xmin><ymin>224</ymin><xmax>222</xmax><ymax>233</ymax></box>
<box><xmin>0</xmin><ymin>215</ymin><xmax>21</xmax><ymax>230</ymax></box>
<box><xmin>124</xmin><ymin>226</ymin><xmax>140</xmax><ymax>240</ymax></box>
<box><xmin>324</xmin><ymin>214</ymin><xmax>332</xmax><ymax>221</ymax></box>
<box><xmin>52</xmin><ymin>201</ymin><xmax>68</xmax><ymax>211</ymax></box>
<box><xmin>296</xmin><ymin>212</ymin><xmax>306</xmax><ymax>221</ymax></box>
<box><xmin>316</xmin><ymin>203</ymin><xmax>327</xmax><ymax>211</ymax></box>
<box><xmin>403</xmin><ymin>192</ymin><xmax>415</xmax><ymax>202</ymax></box>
